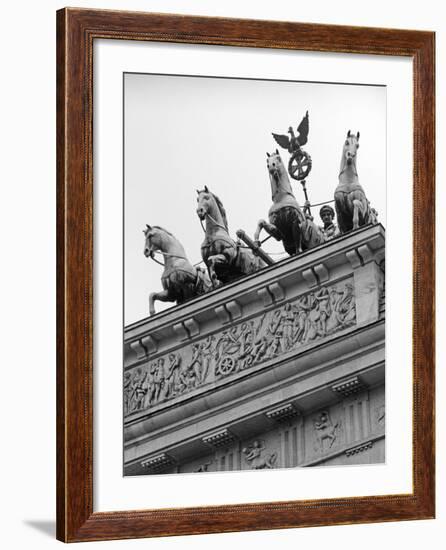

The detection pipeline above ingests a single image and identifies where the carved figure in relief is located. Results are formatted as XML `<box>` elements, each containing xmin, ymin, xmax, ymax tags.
<box><xmin>242</xmin><ymin>440</ymin><xmax>278</xmax><ymax>469</ymax></box>
<box><xmin>329</xmin><ymin>285</ymin><xmax>341</xmax><ymax>310</ymax></box>
<box><xmin>324</xmin><ymin>283</ymin><xmax>355</xmax><ymax>333</ymax></box>
<box><xmin>215</xmin><ymin>327</ymin><xmax>243</xmax><ymax>376</ymax></box>
<box><xmin>279</xmin><ymin>303</ymin><xmax>295</xmax><ymax>351</ymax></box>
<box><xmin>267</xmin><ymin>329</ymin><xmax>284</xmax><ymax>358</ymax></box>
<box><xmin>220</xmin><ymin>327</ymin><xmax>242</xmax><ymax>356</ymax></box>
<box><xmin>325</xmin><ymin>287</ymin><xmax>342</xmax><ymax>333</ymax></box>
<box><xmin>251</xmin><ymin>316</ymin><xmax>270</xmax><ymax>364</ymax></box>
<box><xmin>154</xmin><ymin>358</ymin><xmax>166</xmax><ymax>402</ymax></box>
<box><xmin>251</xmin><ymin>337</ymin><xmax>268</xmax><ymax>364</ymax></box>
<box><xmin>313</xmin><ymin>410</ymin><xmax>341</xmax><ymax>452</ymax></box>
<box><xmin>267</xmin><ymin>309</ymin><xmax>282</xmax><ymax>336</ymax></box>
<box><xmin>238</xmin><ymin>323</ymin><xmax>255</xmax><ymax>369</ymax></box>
<box><xmin>189</xmin><ymin>343</ymin><xmax>204</xmax><ymax>384</ymax></box>
<box><xmin>335</xmin><ymin>282</ymin><xmax>356</xmax><ymax>325</ymax></box>
<box><xmin>292</xmin><ymin>295</ymin><xmax>311</xmax><ymax>343</ymax></box>
<box><xmin>262</xmin><ymin>310</ymin><xmax>280</xmax><ymax>357</ymax></box>
<box><xmin>246</xmin><ymin>313</ymin><xmax>267</xmax><ymax>363</ymax></box>
<box><xmin>304</xmin><ymin>293</ymin><xmax>321</xmax><ymax>342</ymax></box>
<box><xmin>177</xmin><ymin>361</ymin><xmax>190</xmax><ymax>393</ymax></box>
<box><xmin>199</xmin><ymin>336</ymin><xmax>215</xmax><ymax>382</ymax></box>
<box><xmin>131</xmin><ymin>368</ymin><xmax>148</xmax><ymax>412</ymax></box>
<box><xmin>123</xmin><ymin>372</ymin><xmax>132</xmax><ymax>414</ymax></box>
<box><xmin>144</xmin><ymin>362</ymin><xmax>157</xmax><ymax>407</ymax></box>
<box><xmin>161</xmin><ymin>353</ymin><xmax>180</xmax><ymax>399</ymax></box>
<box><xmin>179</xmin><ymin>349</ymin><xmax>201</xmax><ymax>390</ymax></box>
<box><xmin>314</xmin><ymin>287</ymin><xmax>331</xmax><ymax>336</ymax></box>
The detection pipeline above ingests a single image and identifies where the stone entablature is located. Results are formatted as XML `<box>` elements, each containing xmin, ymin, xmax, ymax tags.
<box><xmin>124</xmin><ymin>224</ymin><xmax>385</xmax><ymax>475</ymax></box>
<box><xmin>127</xmin><ymin>384</ymin><xmax>385</xmax><ymax>475</ymax></box>
<box><xmin>125</xmin><ymin>225</ymin><xmax>384</xmax><ymax>414</ymax></box>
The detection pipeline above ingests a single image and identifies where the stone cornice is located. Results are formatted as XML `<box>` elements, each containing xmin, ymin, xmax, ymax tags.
<box><xmin>124</xmin><ymin>224</ymin><xmax>385</xmax><ymax>360</ymax></box>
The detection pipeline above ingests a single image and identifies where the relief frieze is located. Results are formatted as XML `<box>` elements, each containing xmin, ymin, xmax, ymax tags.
<box><xmin>312</xmin><ymin>409</ymin><xmax>342</xmax><ymax>454</ymax></box>
<box><xmin>242</xmin><ymin>440</ymin><xmax>278</xmax><ymax>469</ymax></box>
<box><xmin>124</xmin><ymin>279</ymin><xmax>356</xmax><ymax>416</ymax></box>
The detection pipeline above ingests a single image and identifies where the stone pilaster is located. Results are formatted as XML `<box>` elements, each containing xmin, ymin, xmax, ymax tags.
<box><xmin>346</xmin><ymin>243</ymin><xmax>383</xmax><ymax>324</ymax></box>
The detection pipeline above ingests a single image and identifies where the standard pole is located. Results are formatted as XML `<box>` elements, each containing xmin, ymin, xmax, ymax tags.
<box><xmin>236</xmin><ymin>230</ymin><xmax>275</xmax><ymax>266</ymax></box>
<box><xmin>300</xmin><ymin>179</ymin><xmax>312</xmax><ymax>217</ymax></box>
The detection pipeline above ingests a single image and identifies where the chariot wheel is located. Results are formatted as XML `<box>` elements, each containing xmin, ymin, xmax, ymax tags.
<box><xmin>218</xmin><ymin>356</ymin><xmax>236</xmax><ymax>375</ymax></box>
<box><xmin>288</xmin><ymin>151</ymin><xmax>312</xmax><ymax>181</ymax></box>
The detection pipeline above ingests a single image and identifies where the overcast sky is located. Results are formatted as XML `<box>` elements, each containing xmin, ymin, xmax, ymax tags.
<box><xmin>124</xmin><ymin>73</ymin><xmax>386</xmax><ymax>325</ymax></box>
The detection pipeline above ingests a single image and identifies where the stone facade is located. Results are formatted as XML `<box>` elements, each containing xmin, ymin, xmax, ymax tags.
<box><xmin>124</xmin><ymin>224</ymin><xmax>385</xmax><ymax>475</ymax></box>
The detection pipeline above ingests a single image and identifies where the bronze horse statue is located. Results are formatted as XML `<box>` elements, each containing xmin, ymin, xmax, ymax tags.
<box><xmin>335</xmin><ymin>131</ymin><xmax>375</xmax><ymax>233</ymax></box>
<box><xmin>143</xmin><ymin>225</ymin><xmax>212</xmax><ymax>315</ymax></box>
<box><xmin>254</xmin><ymin>150</ymin><xmax>325</xmax><ymax>255</ymax></box>
<box><xmin>196</xmin><ymin>186</ymin><xmax>264</xmax><ymax>286</ymax></box>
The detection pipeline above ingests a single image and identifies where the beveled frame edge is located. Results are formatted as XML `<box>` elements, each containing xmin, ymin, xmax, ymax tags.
<box><xmin>56</xmin><ymin>7</ymin><xmax>435</xmax><ymax>543</ymax></box>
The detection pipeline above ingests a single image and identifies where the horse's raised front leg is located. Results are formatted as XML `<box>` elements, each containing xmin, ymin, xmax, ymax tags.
<box><xmin>149</xmin><ymin>290</ymin><xmax>171</xmax><ymax>316</ymax></box>
<box><xmin>254</xmin><ymin>219</ymin><xmax>282</xmax><ymax>245</ymax></box>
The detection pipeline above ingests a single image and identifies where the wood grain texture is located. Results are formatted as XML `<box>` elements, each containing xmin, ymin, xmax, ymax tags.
<box><xmin>56</xmin><ymin>7</ymin><xmax>435</xmax><ymax>543</ymax></box>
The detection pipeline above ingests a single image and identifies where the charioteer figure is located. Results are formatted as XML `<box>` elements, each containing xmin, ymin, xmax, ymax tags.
<box><xmin>319</xmin><ymin>204</ymin><xmax>339</xmax><ymax>240</ymax></box>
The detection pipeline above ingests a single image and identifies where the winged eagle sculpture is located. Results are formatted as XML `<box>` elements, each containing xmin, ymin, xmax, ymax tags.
<box><xmin>272</xmin><ymin>111</ymin><xmax>312</xmax><ymax>181</ymax></box>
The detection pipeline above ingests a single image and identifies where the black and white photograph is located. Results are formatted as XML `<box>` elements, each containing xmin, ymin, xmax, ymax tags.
<box><xmin>123</xmin><ymin>73</ymin><xmax>386</xmax><ymax>476</ymax></box>
<box><xmin>1</xmin><ymin>0</ymin><xmax>441</xmax><ymax>546</ymax></box>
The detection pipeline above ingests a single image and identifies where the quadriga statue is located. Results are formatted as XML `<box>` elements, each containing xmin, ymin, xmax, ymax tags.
<box><xmin>254</xmin><ymin>150</ymin><xmax>325</xmax><ymax>255</ymax></box>
<box><xmin>196</xmin><ymin>186</ymin><xmax>264</xmax><ymax>286</ymax></box>
<box><xmin>335</xmin><ymin>131</ymin><xmax>378</xmax><ymax>233</ymax></box>
<box><xmin>143</xmin><ymin>225</ymin><xmax>212</xmax><ymax>315</ymax></box>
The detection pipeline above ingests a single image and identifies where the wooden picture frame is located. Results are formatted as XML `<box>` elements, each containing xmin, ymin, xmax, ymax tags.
<box><xmin>56</xmin><ymin>7</ymin><xmax>435</xmax><ymax>542</ymax></box>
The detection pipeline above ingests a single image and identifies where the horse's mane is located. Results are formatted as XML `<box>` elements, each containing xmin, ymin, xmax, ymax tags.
<box><xmin>211</xmin><ymin>193</ymin><xmax>229</xmax><ymax>230</ymax></box>
<box><xmin>153</xmin><ymin>225</ymin><xmax>175</xmax><ymax>237</ymax></box>
<box><xmin>199</xmin><ymin>188</ymin><xmax>229</xmax><ymax>230</ymax></box>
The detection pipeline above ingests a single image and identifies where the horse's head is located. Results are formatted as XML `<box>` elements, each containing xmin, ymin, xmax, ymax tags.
<box><xmin>196</xmin><ymin>186</ymin><xmax>228</xmax><ymax>229</ymax></box>
<box><xmin>196</xmin><ymin>185</ymin><xmax>214</xmax><ymax>221</ymax></box>
<box><xmin>266</xmin><ymin>149</ymin><xmax>286</xmax><ymax>183</ymax></box>
<box><xmin>143</xmin><ymin>225</ymin><xmax>167</xmax><ymax>258</ymax></box>
<box><xmin>342</xmin><ymin>130</ymin><xmax>360</xmax><ymax>166</ymax></box>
